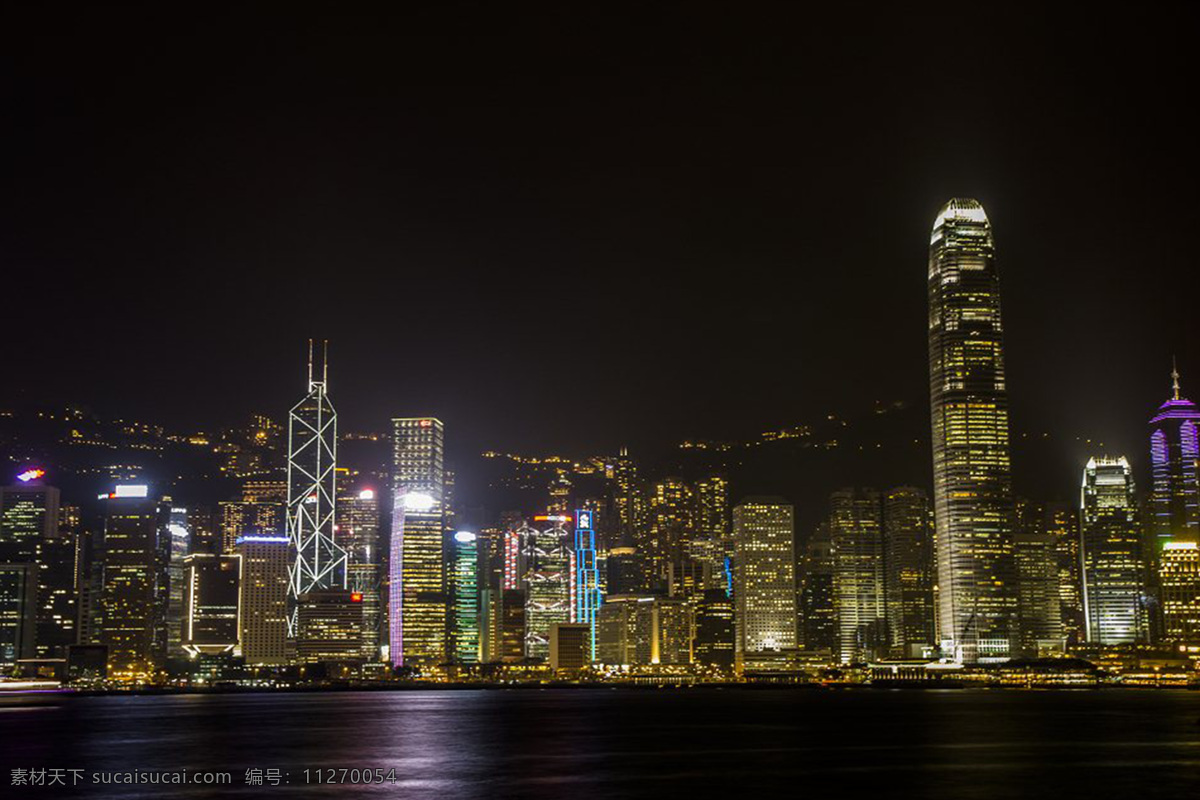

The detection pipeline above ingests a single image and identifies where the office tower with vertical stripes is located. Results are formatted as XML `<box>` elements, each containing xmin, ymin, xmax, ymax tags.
<box><xmin>927</xmin><ymin>198</ymin><xmax>1018</xmax><ymax>663</ymax></box>
<box><xmin>390</xmin><ymin>417</ymin><xmax>446</xmax><ymax>667</ymax></box>
<box><xmin>1014</xmin><ymin>498</ymin><xmax>1065</xmax><ymax>653</ymax></box>
<box><xmin>450</xmin><ymin>531</ymin><xmax>480</xmax><ymax>664</ymax></box>
<box><xmin>829</xmin><ymin>488</ymin><xmax>885</xmax><ymax>664</ymax></box>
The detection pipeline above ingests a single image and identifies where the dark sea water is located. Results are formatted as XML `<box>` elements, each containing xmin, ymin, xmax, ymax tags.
<box><xmin>2</xmin><ymin>688</ymin><xmax>1199</xmax><ymax>799</ymax></box>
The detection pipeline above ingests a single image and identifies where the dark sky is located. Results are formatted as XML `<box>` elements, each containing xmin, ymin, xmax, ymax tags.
<box><xmin>4</xmin><ymin>7</ymin><xmax>1198</xmax><ymax>483</ymax></box>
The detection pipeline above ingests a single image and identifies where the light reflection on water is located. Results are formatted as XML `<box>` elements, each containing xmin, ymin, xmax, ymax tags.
<box><xmin>2</xmin><ymin>689</ymin><xmax>1199</xmax><ymax>799</ymax></box>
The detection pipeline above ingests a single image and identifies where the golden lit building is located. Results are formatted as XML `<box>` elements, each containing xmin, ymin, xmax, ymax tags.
<box><xmin>390</xmin><ymin>417</ymin><xmax>446</xmax><ymax>668</ymax></box>
<box><xmin>927</xmin><ymin>198</ymin><xmax>1018</xmax><ymax>663</ymax></box>
<box><xmin>97</xmin><ymin>487</ymin><xmax>168</xmax><ymax>683</ymax></box>
<box><xmin>296</xmin><ymin>589</ymin><xmax>364</xmax><ymax>664</ymax></box>
<box><xmin>733</xmin><ymin>498</ymin><xmax>796</xmax><ymax>672</ymax></box>
<box><xmin>1160</xmin><ymin>542</ymin><xmax>1200</xmax><ymax>644</ymax></box>
<box><xmin>595</xmin><ymin>594</ymin><xmax>690</xmax><ymax>666</ymax></box>
<box><xmin>220</xmin><ymin>499</ymin><xmax>283</xmax><ymax>554</ymax></box>
<box><xmin>235</xmin><ymin>535</ymin><xmax>289</xmax><ymax>665</ymax></box>
<box><xmin>645</xmin><ymin>476</ymin><xmax>694</xmax><ymax>590</ymax></box>
<box><xmin>829</xmin><ymin>488</ymin><xmax>885</xmax><ymax>664</ymax></box>
<box><xmin>693</xmin><ymin>475</ymin><xmax>731</xmax><ymax>591</ymax></box>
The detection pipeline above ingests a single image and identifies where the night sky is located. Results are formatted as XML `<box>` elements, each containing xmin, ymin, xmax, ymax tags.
<box><xmin>4</xmin><ymin>8</ymin><xmax>1198</xmax><ymax>489</ymax></box>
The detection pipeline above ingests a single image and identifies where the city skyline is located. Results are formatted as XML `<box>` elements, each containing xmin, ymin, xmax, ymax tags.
<box><xmin>6</xmin><ymin>196</ymin><xmax>1193</xmax><ymax>678</ymax></box>
<box><xmin>5</xmin><ymin>10</ymin><xmax>1200</xmax><ymax>798</ymax></box>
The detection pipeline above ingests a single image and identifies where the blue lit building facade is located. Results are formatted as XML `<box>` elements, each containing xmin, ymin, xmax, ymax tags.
<box><xmin>573</xmin><ymin>509</ymin><xmax>601</xmax><ymax>660</ymax></box>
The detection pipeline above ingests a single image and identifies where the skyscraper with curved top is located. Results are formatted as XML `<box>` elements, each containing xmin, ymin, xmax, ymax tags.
<box><xmin>1149</xmin><ymin>365</ymin><xmax>1200</xmax><ymax>550</ymax></box>
<box><xmin>927</xmin><ymin>198</ymin><xmax>1018</xmax><ymax>663</ymax></box>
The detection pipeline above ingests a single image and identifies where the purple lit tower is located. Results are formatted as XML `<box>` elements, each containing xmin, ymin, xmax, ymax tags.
<box><xmin>1149</xmin><ymin>362</ymin><xmax>1200</xmax><ymax>550</ymax></box>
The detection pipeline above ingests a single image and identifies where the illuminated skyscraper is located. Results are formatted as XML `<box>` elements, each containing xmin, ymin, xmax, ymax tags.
<box><xmin>0</xmin><ymin>564</ymin><xmax>36</xmax><ymax>669</ymax></box>
<box><xmin>476</xmin><ymin>526</ymin><xmax>506</xmax><ymax>663</ymax></box>
<box><xmin>286</xmin><ymin>341</ymin><xmax>346</xmax><ymax>636</ymax></box>
<box><xmin>235</xmin><ymin>535</ymin><xmax>289</xmax><ymax>665</ymax></box>
<box><xmin>0</xmin><ymin>479</ymin><xmax>61</xmax><ymax>558</ymax></box>
<box><xmin>1080</xmin><ymin>457</ymin><xmax>1148</xmax><ymax>644</ymax></box>
<box><xmin>1045</xmin><ymin>502</ymin><xmax>1085</xmax><ymax>646</ymax></box>
<box><xmin>1159</xmin><ymin>542</ymin><xmax>1200</xmax><ymax>644</ymax></box>
<box><xmin>1148</xmin><ymin>365</ymin><xmax>1200</xmax><ymax>550</ymax></box>
<box><xmin>799</xmin><ymin>522</ymin><xmax>836</xmax><ymax>655</ymax></box>
<box><xmin>522</xmin><ymin>517</ymin><xmax>571</xmax><ymax>659</ymax></box>
<box><xmin>595</xmin><ymin>594</ymin><xmax>690</xmax><ymax>666</ymax></box>
<box><xmin>646</xmin><ymin>476</ymin><xmax>694</xmax><ymax>592</ymax></box>
<box><xmin>220</xmin><ymin>498</ymin><xmax>283</xmax><ymax>555</ymax></box>
<box><xmin>1014</xmin><ymin>498</ymin><xmax>1065</xmax><ymax>653</ymax></box>
<box><xmin>164</xmin><ymin>505</ymin><xmax>190</xmax><ymax>658</ymax></box>
<box><xmin>883</xmin><ymin>487</ymin><xmax>935</xmax><ymax>658</ymax></box>
<box><xmin>493</xmin><ymin>587</ymin><xmax>526</xmax><ymax>662</ymax></box>
<box><xmin>694</xmin><ymin>588</ymin><xmax>735</xmax><ymax>670</ymax></box>
<box><xmin>451</xmin><ymin>531</ymin><xmax>480</xmax><ymax>664</ymax></box>
<box><xmin>547</xmin><ymin>471</ymin><xmax>572</xmax><ymax>517</ymax></box>
<box><xmin>337</xmin><ymin>481</ymin><xmax>382</xmax><ymax>660</ymax></box>
<box><xmin>181</xmin><ymin>553</ymin><xmax>241</xmax><ymax>657</ymax></box>
<box><xmin>390</xmin><ymin>417</ymin><xmax>446</xmax><ymax>667</ymax></box>
<box><xmin>296</xmin><ymin>589</ymin><xmax>364</xmax><ymax>665</ymax></box>
<box><xmin>604</xmin><ymin>545</ymin><xmax>645</xmax><ymax>594</ymax></box>
<box><xmin>1</xmin><ymin>474</ymin><xmax>77</xmax><ymax>658</ymax></box>
<box><xmin>733</xmin><ymin>498</ymin><xmax>796</xmax><ymax>672</ymax></box>
<box><xmin>693</xmin><ymin>475</ymin><xmax>731</xmax><ymax>591</ymax></box>
<box><xmin>97</xmin><ymin>485</ymin><xmax>170</xmax><ymax>683</ymax></box>
<box><xmin>573</xmin><ymin>508</ymin><xmax>600</xmax><ymax>659</ymax></box>
<box><xmin>927</xmin><ymin>198</ymin><xmax>1018</xmax><ymax>663</ymax></box>
<box><xmin>549</xmin><ymin>623</ymin><xmax>591</xmax><ymax>672</ymax></box>
<box><xmin>34</xmin><ymin>533</ymin><xmax>78</xmax><ymax>658</ymax></box>
<box><xmin>829</xmin><ymin>488</ymin><xmax>885</xmax><ymax>664</ymax></box>
<box><xmin>610</xmin><ymin>448</ymin><xmax>644</xmax><ymax>552</ymax></box>
<box><xmin>596</xmin><ymin>595</ymin><xmax>651</xmax><ymax>665</ymax></box>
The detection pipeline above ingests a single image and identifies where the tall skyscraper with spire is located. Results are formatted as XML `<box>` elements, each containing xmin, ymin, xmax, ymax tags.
<box><xmin>927</xmin><ymin>198</ymin><xmax>1018</xmax><ymax>663</ymax></box>
<box><xmin>286</xmin><ymin>340</ymin><xmax>347</xmax><ymax>635</ymax></box>
<box><xmin>1149</xmin><ymin>361</ymin><xmax>1200</xmax><ymax>550</ymax></box>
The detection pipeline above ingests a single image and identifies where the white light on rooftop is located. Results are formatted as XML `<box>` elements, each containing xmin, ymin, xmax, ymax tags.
<box><xmin>401</xmin><ymin>491</ymin><xmax>435</xmax><ymax>512</ymax></box>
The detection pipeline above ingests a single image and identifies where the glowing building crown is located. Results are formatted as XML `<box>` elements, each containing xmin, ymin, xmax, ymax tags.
<box><xmin>932</xmin><ymin>197</ymin><xmax>989</xmax><ymax>230</ymax></box>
